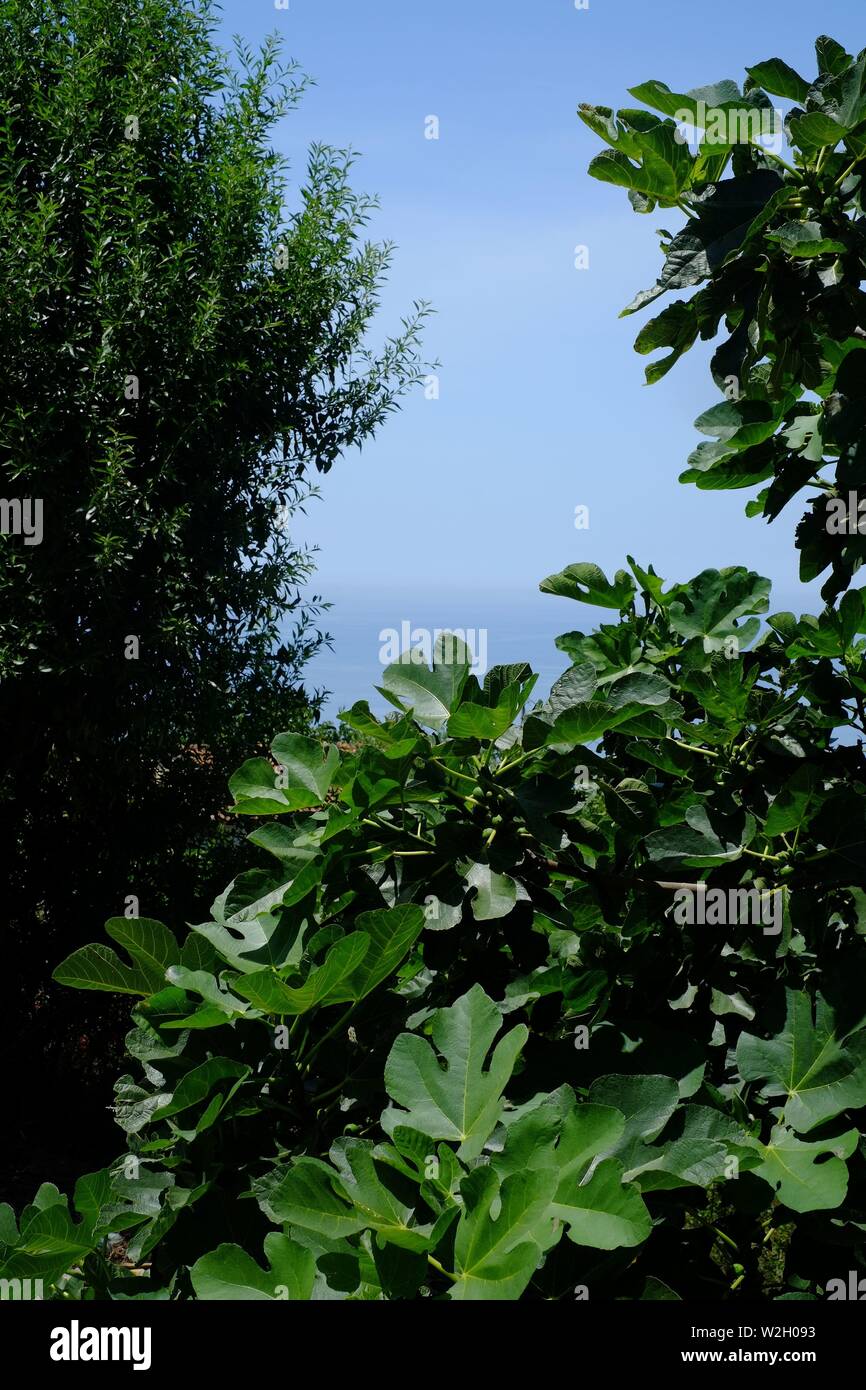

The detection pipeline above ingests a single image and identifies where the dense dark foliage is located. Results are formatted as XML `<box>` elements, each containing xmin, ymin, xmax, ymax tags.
<box><xmin>0</xmin><ymin>0</ymin><xmax>426</xmax><ymax>1191</ymax></box>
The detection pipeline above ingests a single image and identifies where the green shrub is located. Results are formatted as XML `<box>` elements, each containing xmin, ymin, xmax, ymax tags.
<box><xmin>0</xmin><ymin>0</ymin><xmax>428</xmax><ymax>1072</ymax></box>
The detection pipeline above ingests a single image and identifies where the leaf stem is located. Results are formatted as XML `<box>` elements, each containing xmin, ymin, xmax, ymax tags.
<box><xmin>665</xmin><ymin>734</ymin><xmax>719</xmax><ymax>759</ymax></box>
<box><xmin>430</xmin><ymin>758</ymin><xmax>477</xmax><ymax>785</ymax></box>
<box><xmin>748</xmin><ymin>141</ymin><xmax>799</xmax><ymax>177</ymax></box>
<box><xmin>713</xmin><ymin>1225</ymin><xmax>739</xmax><ymax>1252</ymax></box>
<box><xmin>495</xmin><ymin>748</ymin><xmax>538</xmax><ymax>776</ymax></box>
<box><xmin>312</xmin><ymin>1073</ymin><xmax>355</xmax><ymax>1106</ymax></box>
<box><xmin>835</xmin><ymin>154</ymin><xmax>864</xmax><ymax>187</ymax></box>
<box><xmin>301</xmin><ymin>1004</ymin><xmax>357</xmax><ymax>1076</ymax></box>
<box><xmin>427</xmin><ymin>1254</ymin><xmax>457</xmax><ymax>1283</ymax></box>
<box><xmin>362</xmin><ymin>815</ymin><xmax>436</xmax><ymax>850</ymax></box>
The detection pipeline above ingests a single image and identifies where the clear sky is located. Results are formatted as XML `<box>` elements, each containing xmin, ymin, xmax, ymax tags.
<box><xmin>213</xmin><ymin>0</ymin><xmax>864</xmax><ymax>707</ymax></box>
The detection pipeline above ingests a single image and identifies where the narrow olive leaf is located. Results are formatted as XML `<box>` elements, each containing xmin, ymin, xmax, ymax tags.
<box><xmin>383</xmin><ymin>985</ymin><xmax>528</xmax><ymax>1160</ymax></box>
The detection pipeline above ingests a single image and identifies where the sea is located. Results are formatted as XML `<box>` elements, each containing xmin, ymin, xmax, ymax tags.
<box><xmin>294</xmin><ymin>586</ymin><xmax>579</xmax><ymax>722</ymax></box>
<box><xmin>289</xmin><ymin>582</ymin><xmax>832</xmax><ymax>730</ymax></box>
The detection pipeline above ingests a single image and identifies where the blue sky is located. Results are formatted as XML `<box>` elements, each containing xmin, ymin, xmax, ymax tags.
<box><xmin>214</xmin><ymin>0</ymin><xmax>863</xmax><ymax>710</ymax></box>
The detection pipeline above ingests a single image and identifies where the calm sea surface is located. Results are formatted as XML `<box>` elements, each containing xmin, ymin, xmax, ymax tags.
<box><xmin>293</xmin><ymin>587</ymin><xmax>578</xmax><ymax>720</ymax></box>
<box><xmin>292</xmin><ymin>583</ymin><xmax>812</xmax><ymax>722</ymax></box>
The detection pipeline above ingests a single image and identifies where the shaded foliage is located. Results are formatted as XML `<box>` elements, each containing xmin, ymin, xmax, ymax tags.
<box><xmin>0</xmin><ymin>0</ymin><xmax>427</xmax><ymax>1187</ymax></box>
